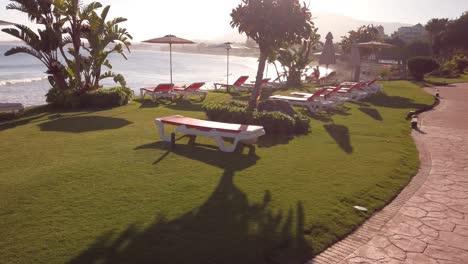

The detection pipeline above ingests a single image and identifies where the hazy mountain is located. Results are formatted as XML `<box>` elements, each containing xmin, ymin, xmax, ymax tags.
<box><xmin>213</xmin><ymin>12</ymin><xmax>413</xmax><ymax>43</ymax></box>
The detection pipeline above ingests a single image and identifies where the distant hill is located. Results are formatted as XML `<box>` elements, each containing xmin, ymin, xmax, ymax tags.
<box><xmin>213</xmin><ymin>12</ymin><xmax>413</xmax><ymax>43</ymax></box>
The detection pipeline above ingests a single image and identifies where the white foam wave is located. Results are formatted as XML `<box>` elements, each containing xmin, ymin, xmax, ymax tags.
<box><xmin>0</xmin><ymin>76</ymin><xmax>48</xmax><ymax>86</ymax></box>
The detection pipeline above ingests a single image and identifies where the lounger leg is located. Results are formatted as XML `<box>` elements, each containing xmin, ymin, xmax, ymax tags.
<box><xmin>171</xmin><ymin>133</ymin><xmax>176</xmax><ymax>149</ymax></box>
<box><xmin>154</xmin><ymin>120</ymin><xmax>172</xmax><ymax>142</ymax></box>
<box><xmin>188</xmin><ymin>135</ymin><xmax>197</xmax><ymax>145</ymax></box>
<box><xmin>214</xmin><ymin>136</ymin><xmax>239</xmax><ymax>152</ymax></box>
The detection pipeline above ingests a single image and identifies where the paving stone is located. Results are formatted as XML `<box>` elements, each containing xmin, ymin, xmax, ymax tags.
<box><xmin>453</xmin><ymin>225</ymin><xmax>468</xmax><ymax>236</ymax></box>
<box><xmin>438</xmin><ymin>231</ymin><xmax>468</xmax><ymax>250</ymax></box>
<box><xmin>389</xmin><ymin>235</ymin><xmax>427</xmax><ymax>253</ymax></box>
<box><xmin>424</xmin><ymin>245</ymin><xmax>468</xmax><ymax>263</ymax></box>
<box><xmin>354</xmin><ymin>246</ymin><xmax>387</xmax><ymax>261</ymax></box>
<box><xmin>405</xmin><ymin>252</ymin><xmax>439</xmax><ymax>264</ymax></box>
<box><xmin>387</xmin><ymin>222</ymin><xmax>421</xmax><ymax>237</ymax></box>
<box><xmin>419</xmin><ymin>224</ymin><xmax>439</xmax><ymax>238</ymax></box>
<box><xmin>384</xmin><ymin>245</ymin><xmax>406</xmax><ymax>261</ymax></box>
<box><xmin>421</xmin><ymin>217</ymin><xmax>455</xmax><ymax>231</ymax></box>
<box><xmin>399</xmin><ymin>207</ymin><xmax>427</xmax><ymax>218</ymax></box>
<box><xmin>368</xmin><ymin>235</ymin><xmax>392</xmax><ymax>248</ymax></box>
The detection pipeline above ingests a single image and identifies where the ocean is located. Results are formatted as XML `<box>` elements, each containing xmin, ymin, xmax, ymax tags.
<box><xmin>0</xmin><ymin>44</ymin><xmax>333</xmax><ymax>106</ymax></box>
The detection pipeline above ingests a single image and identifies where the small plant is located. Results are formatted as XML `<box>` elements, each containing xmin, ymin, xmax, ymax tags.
<box><xmin>407</xmin><ymin>57</ymin><xmax>439</xmax><ymax>81</ymax></box>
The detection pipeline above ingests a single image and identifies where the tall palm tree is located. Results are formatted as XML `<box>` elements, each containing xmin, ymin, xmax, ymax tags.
<box><xmin>2</xmin><ymin>0</ymin><xmax>69</xmax><ymax>90</ymax></box>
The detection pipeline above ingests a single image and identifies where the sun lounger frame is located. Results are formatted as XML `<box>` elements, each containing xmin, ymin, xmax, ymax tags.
<box><xmin>155</xmin><ymin>115</ymin><xmax>266</xmax><ymax>152</ymax></box>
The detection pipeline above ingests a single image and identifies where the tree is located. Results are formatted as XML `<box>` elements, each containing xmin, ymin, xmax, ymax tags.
<box><xmin>3</xmin><ymin>0</ymin><xmax>70</xmax><ymax>91</ymax></box>
<box><xmin>425</xmin><ymin>18</ymin><xmax>448</xmax><ymax>53</ymax></box>
<box><xmin>341</xmin><ymin>25</ymin><xmax>380</xmax><ymax>54</ymax></box>
<box><xmin>81</xmin><ymin>5</ymin><xmax>132</xmax><ymax>90</ymax></box>
<box><xmin>2</xmin><ymin>0</ymin><xmax>132</xmax><ymax>95</ymax></box>
<box><xmin>55</xmin><ymin>0</ymin><xmax>103</xmax><ymax>90</ymax></box>
<box><xmin>433</xmin><ymin>12</ymin><xmax>468</xmax><ymax>56</ymax></box>
<box><xmin>231</xmin><ymin>0</ymin><xmax>314</xmax><ymax>110</ymax></box>
<box><xmin>276</xmin><ymin>28</ymin><xmax>320</xmax><ymax>86</ymax></box>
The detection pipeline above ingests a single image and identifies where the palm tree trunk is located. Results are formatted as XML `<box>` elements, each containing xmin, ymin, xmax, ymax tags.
<box><xmin>248</xmin><ymin>51</ymin><xmax>268</xmax><ymax>111</ymax></box>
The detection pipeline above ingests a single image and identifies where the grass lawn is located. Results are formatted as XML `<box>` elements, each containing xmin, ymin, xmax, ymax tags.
<box><xmin>0</xmin><ymin>81</ymin><xmax>434</xmax><ymax>264</ymax></box>
<box><xmin>422</xmin><ymin>72</ymin><xmax>468</xmax><ymax>86</ymax></box>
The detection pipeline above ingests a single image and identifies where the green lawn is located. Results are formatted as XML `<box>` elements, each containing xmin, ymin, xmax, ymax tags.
<box><xmin>0</xmin><ymin>81</ymin><xmax>434</xmax><ymax>264</ymax></box>
<box><xmin>423</xmin><ymin>73</ymin><xmax>468</xmax><ymax>86</ymax></box>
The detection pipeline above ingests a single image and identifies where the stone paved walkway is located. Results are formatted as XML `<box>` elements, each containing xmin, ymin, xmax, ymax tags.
<box><xmin>311</xmin><ymin>83</ymin><xmax>468</xmax><ymax>264</ymax></box>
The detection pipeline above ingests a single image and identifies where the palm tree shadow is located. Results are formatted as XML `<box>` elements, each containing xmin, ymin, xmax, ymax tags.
<box><xmin>135</xmin><ymin>140</ymin><xmax>259</xmax><ymax>171</ymax></box>
<box><xmin>324</xmin><ymin>124</ymin><xmax>353</xmax><ymax>154</ymax></box>
<box><xmin>359</xmin><ymin>107</ymin><xmax>383</xmax><ymax>121</ymax></box>
<box><xmin>363</xmin><ymin>92</ymin><xmax>431</xmax><ymax>109</ymax></box>
<box><xmin>67</xmin><ymin>170</ymin><xmax>314</xmax><ymax>264</ymax></box>
<box><xmin>39</xmin><ymin>116</ymin><xmax>132</xmax><ymax>133</ymax></box>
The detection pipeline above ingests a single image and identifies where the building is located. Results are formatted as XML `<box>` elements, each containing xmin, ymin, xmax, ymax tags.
<box><xmin>391</xmin><ymin>23</ymin><xmax>429</xmax><ymax>43</ymax></box>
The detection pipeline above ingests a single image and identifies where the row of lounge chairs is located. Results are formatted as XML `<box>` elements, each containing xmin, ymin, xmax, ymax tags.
<box><xmin>269</xmin><ymin>80</ymin><xmax>382</xmax><ymax>113</ymax></box>
<box><xmin>140</xmin><ymin>82</ymin><xmax>208</xmax><ymax>102</ymax></box>
<box><xmin>153</xmin><ymin>80</ymin><xmax>382</xmax><ymax>152</ymax></box>
<box><xmin>214</xmin><ymin>76</ymin><xmax>284</xmax><ymax>92</ymax></box>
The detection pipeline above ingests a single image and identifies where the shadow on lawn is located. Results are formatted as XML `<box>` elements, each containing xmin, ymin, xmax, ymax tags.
<box><xmin>39</xmin><ymin>116</ymin><xmax>132</xmax><ymax>133</ymax></box>
<box><xmin>72</xmin><ymin>144</ymin><xmax>314</xmax><ymax>264</ymax></box>
<box><xmin>363</xmin><ymin>92</ymin><xmax>431</xmax><ymax>109</ymax></box>
<box><xmin>324</xmin><ymin>124</ymin><xmax>353</xmax><ymax>154</ymax></box>
<box><xmin>136</xmin><ymin>140</ymin><xmax>259</xmax><ymax>170</ymax></box>
<box><xmin>359</xmin><ymin>107</ymin><xmax>383</xmax><ymax>121</ymax></box>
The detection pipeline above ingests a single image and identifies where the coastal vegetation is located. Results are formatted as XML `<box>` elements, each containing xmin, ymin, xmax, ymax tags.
<box><xmin>0</xmin><ymin>81</ymin><xmax>434</xmax><ymax>263</ymax></box>
<box><xmin>230</xmin><ymin>0</ymin><xmax>315</xmax><ymax>110</ymax></box>
<box><xmin>2</xmin><ymin>0</ymin><xmax>132</xmax><ymax>107</ymax></box>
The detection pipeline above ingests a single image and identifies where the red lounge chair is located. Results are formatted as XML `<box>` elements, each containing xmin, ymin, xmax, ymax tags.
<box><xmin>213</xmin><ymin>76</ymin><xmax>249</xmax><ymax>92</ymax></box>
<box><xmin>140</xmin><ymin>83</ymin><xmax>176</xmax><ymax>102</ymax></box>
<box><xmin>268</xmin><ymin>87</ymin><xmax>335</xmax><ymax>113</ymax></box>
<box><xmin>234</xmin><ymin>78</ymin><xmax>272</xmax><ymax>92</ymax></box>
<box><xmin>173</xmin><ymin>82</ymin><xmax>208</xmax><ymax>100</ymax></box>
<box><xmin>155</xmin><ymin>115</ymin><xmax>266</xmax><ymax>152</ymax></box>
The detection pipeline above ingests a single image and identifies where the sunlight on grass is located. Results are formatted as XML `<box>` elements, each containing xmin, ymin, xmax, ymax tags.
<box><xmin>0</xmin><ymin>81</ymin><xmax>435</xmax><ymax>263</ymax></box>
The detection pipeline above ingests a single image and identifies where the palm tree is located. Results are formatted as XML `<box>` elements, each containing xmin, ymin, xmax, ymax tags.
<box><xmin>231</xmin><ymin>0</ymin><xmax>314</xmax><ymax>110</ymax></box>
<box><xmin>2</xmin><ymin>0</ymin><xmax>69</xmax><ymax>90</ymax></box>
<box><xmin>55</xmin><ymin>0</ymin><xmax>103</xmax><ymax>90</ymax></box>
<box><xmin>425</xmin><ymin>18</ymin><xmax>449</xmax><ymax>53</ymax></box>
<box><xmin>81</xmin><ymin>5</ymin><xmax>132</xmax><ymax>90</ymax></box>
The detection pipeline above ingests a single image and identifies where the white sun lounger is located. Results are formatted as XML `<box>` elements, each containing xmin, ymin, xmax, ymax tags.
<box><xmin>155</xmin><ymin>115</ymin><xmax>266</xmax><ymax>152</ymax></box>
<box><xmin>0</xmin><ymin>103</ymin><xmax>24</xmax><ymax>116</ymax></box>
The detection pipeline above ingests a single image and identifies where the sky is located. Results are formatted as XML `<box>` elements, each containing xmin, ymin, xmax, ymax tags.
<box><xmin>0</xmin><ymin>0</ymin><xmax>466</xmax><ymax>42</ymax></box>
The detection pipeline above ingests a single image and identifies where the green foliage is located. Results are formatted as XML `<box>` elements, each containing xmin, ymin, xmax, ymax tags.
<box><xmin>2</xmin><ymin>0</ymin><xmax>133</xmax><ymax>105</ymax></box>
<box><xmin>46</xmin><ymin>86</ymin><xmax>133</xmax><ymax>108</ymax></box>
<box><xmin>407</xmin><ymin>57</ymin><xmax>440</xmax><ymax>81</ymax></box>
<box><xmin>230</xmin><ymin>0</ymin><xmax>314</xmax><ymax>110</ymax></box>
<box><xmin>276</xmin><ymin>28</ymin><xmax>321</xmax><ymax>86</ymax></box>
<box><xmin>433</xmin><ymin>12</ymin><xmax>468</xmax><ymax>56</ymax></box>
<box><xmin>407</xmin><ymin>41</ymin><xmax>432</xmax><ymax>57</ymax></box>
<box><xmin>453</xmin><ymin>54</ymin><xmax>468</xmax><ymax>73</ymax></box>
<box><xmin>202</xmin><ymin>102</ymin><xmax>310</xmax><ymax>135</ymax></box>
<box><xmin>341</xmin><ymin>25</ymin><xmax>381</xmax><ymax>54</ymax></box>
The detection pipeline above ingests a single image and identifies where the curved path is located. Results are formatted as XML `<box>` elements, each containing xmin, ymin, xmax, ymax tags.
<box><xmin>312</xmin><ymin>83</ymin><xmax>468</xmax><ymax>264</ymax></box>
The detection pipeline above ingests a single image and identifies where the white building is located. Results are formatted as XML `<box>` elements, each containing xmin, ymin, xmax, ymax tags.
<box><xmin>391</xmin><ymin>24</ymin><xmax>429</xmax><ymax>43</ymax></box>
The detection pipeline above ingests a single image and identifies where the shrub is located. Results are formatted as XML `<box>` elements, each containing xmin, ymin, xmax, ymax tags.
<box><xmin>430</xmin><ymin>60</ymin><xmax>459</xmax><ymax>78</ymax></box>
<box><xmin>202</xmin><ymin>102</ymin><xmax>310</xmax><ymax>135</ymax></box>
<box><xmin>453</xmin><ymin>54</ymin><xmax>468</xmax><ymax>73</ymax></box>
<box><xmin>407</xmin><ymin>57</ymin><xmax>439</xmax><ymax>81</ymax></box>
<box><xmin>46</xmin><ymin>87</ymin><xmax>133</xmax><ymax>108</ymax></box>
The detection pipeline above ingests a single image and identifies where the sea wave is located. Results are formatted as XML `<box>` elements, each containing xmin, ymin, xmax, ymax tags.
<box><xmin>0</xmin><ymin>76</ymin><xmax>48</xmax><ymax>86</ymax></box>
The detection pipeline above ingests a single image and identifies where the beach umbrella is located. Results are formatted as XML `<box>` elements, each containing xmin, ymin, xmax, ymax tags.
<box><xmin>313</xmin><ymin>51</ymin><xmax>341</xmax><ymax>57</ymax></box>
<box><xmin>143</xmin><ymin>34</ymin><xmax>195</xmax><ymax>83</ymax></box>
<box><xmin>319</xmin><ymin>32</ymin><xmax>337</xmax><ymax>70</ymax></box>
<box><xmin>350</xmin><ymin>41</ymin><xmax>361</xmax><ymax>81</ymax></box>
<box><xmin>216</xmin><ymin>42</ymin><xmax>249</xmax><ymax>88</ymax></box>
<box><xmin>0</xmin><ymin>20</ymin><xmax>14</xmax><ymax>26</ymax></box>
<box><xmin>357</xmin><ymin>41</ymin><xmax>396</xmax><ymax>50</ymax></box>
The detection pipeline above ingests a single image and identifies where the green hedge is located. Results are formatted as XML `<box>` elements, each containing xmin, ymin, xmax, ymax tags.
<box><xmin>202</xmin><ymin>102</ymin><xmax>310</xmax><ymax>135</ymax></box>
<box><xmin>46</xmin><ymin>87</ymin><xmax>133</xmax><ymax>108</ymax></box>
<box><xmin>407</xmin><ymin>57</ymin><xmax>439</xmax><ymax>81</ymax></box>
